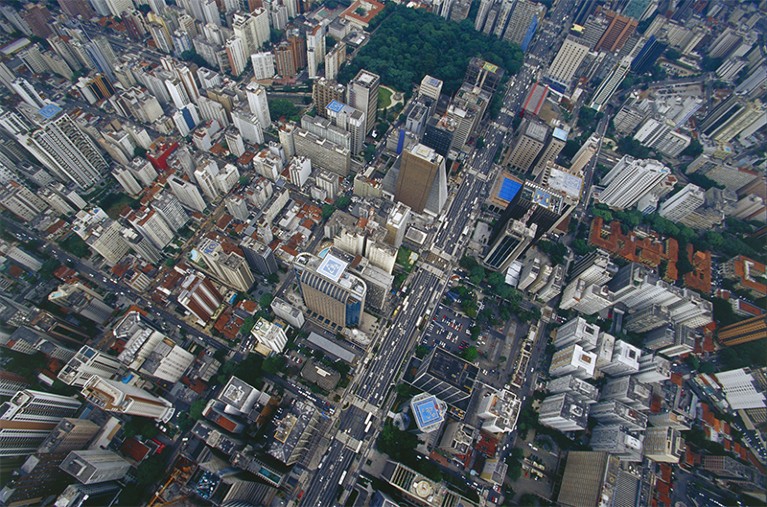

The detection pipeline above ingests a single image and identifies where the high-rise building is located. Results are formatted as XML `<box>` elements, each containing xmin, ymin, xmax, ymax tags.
<box><xmin>599</xmin><ymin>340</ymin><xmax>641</xmax><ymax>377</ymax></box>
<box><xmin>482</xmin><ymin>217</ymin><xmax>537</xmax><ymax>272</ymax></box>
<box><xmin>294</xmin><ymin>252</ymin><xmax>367</xmax><ymax>328</ymax></box>
<box><xmin>274</xmin><ymin>41</ymin><xmax>297</xmax><ymax>78</ymax></box>
<box><xmin>598</xmin><ymin>156</ymin><xmax>670</xmax><ymax>210</ymax></box>
<box><xmin>465</xmin><ymin>57</ymin><xmax>505</xmax><ymax>95</ymax></box>
<box><xmin>412</xmin><ymin>347</ymin><xmax>478</xmax><ymax>405</ymax></box>
<box><xmin>313</xmin><ymin>78</ymin><xmax>346</xmax><ymax>119</ymax></box>
<box><xmin>37</xmin><ymin>417</ymin><xmax>99</xmax><ymax>454</ymax></box>
<box><xmin>590</xmin><ymin>400</ymin><xmax>647</xmax><ymax>430</ymax></box>
<box><xmin>554</xmin><ymin>317</ymin><xmax>601</xmax><ymax>351</ymax></box>
<box><xmin>538</xmin><ymin>392</ymin><xmax>590</xmax><ymax>431</ymax></box>
<box><xmin>549</xmin><ymin>344</ymin><xmax>597</xmax><ymax>379</ymax></box>
<box><xmin>394</xmin><ymin>143</ymin><xmax>447</xmax><ymax>215</ymax></box>
<box><xmin>715</xmin><ymin>368</ymin><xmax>767</xmax><ymax>410</ymax></box>
<box><xmin>252</xmin><ymin>52</ymin><xmax>276</xmax><ymax>80</ymax></box>
<box><xmin>0</xmin><ymin>389</ymin><xmax>82</xmax><ymax>457</ymax></box>
<box><xmin>197</xmin><ymin>238</ymin><xmax>255</xmax><ymax>292</ymax></box>
<box><xmin>546</xmin><ymin>374</ymin><xmax>600</xmax><ymax>404</ymax></box>
<box><xmin>476</xmin><ymin>388</ymin><xmax>520</xmax><ymax>433</ymax></box>
<box><xmin>504</xmin><ymin>0</ymin><xmax>545</xmax><ymax>51</ymax></box>
<box><xmin>547</xmin><ymin>37</ymin><xmax>590</xmax><ymax>89</ymax></box>
<box><xmin>595</xmin><ymin>10</ymin><xmax>638</xmax><ymax>52</ymax></box>
<box><xmin>384</xmin><ymin>202</ymin><xmax>411</xmax><ymax>249</ymax></box>
<box><xmin>631</xmin><ymin>35</ymin><xmax>667</xmax><ymax>73</ymax></box>
<box><xmin>419</xmin><ymin>75</ymin><xmax>443</xmax><ymax>101</ymax></box>
<box><xmin>642</xmin><ymin>426</ymin><xmax>684</xmax><ymax>463</ymax></box>
<box><xmin>589</xmin><ymin>56</ymin><xmax>631</xmax><ymax>112</ymax></box>
<box><xmin>10</xmin><ymin>78</ymin><xmax>48</xmax><ymax>109</ymax></box>
<box><xmin>502</xmin><ymin>118</ymin><xmax>548</xmax><ymax>172</ymax></box>
<box><xmin>324</xmin><ymin>42</ymin><xmax>346</xmax><ymax>82</ymax></box>
<box><xmin>347</xmin><ymin>69</ymin><xmax>379</xmax><ymax>134</ymax></box>
<box><xmin>326</xmin><ymin>100</ymin><xmax>366</xmax><ymax>155</ymax></box>
<box><xmin>58</xmin><ymin>345</ymin><xmax>121</xmax><ymax>388</ymax></box>
<box><xmin>557</xmin><ymin>452</ymin><xmax>619</xmax><ymax>507</ymax></box>
<box><xmin>152</xmin><ymin>191</ymin><xmax>189</xmax><ymax>230</ymax></box>
<box><xmin>251</xmin><ymin>317</ymin><xmax>288</xmax><ymax>355</ymax></box>
<box><xmin>80</xmin><ymin>376</ymin><xmax>175</xmax><ymax>422</ymax></box>
<box><xmin>658</xmin><ymin>183</ymin><xmax>705</xmax><ymax>221</ymax></box>
<box><xmin>306</xmin><ymin>23</ymin><xmax>325</xmax><ymax>79</ymax></box>
<box><xmin>590</xmin><ymin>424</ymin><xmax>643</xmax><ymax>461</ymax></box>
<box><xmin>168</xmin><ymin>175</ymin><xmax>207</xmax><ymax>212</ymax></box>
<box><xmin>10</xmin><ymin>105</ymin><xmax>107</xmax><ymax>189</ymax></box>
<box><xmin>246</xmin><ymin>81</ymin><xmax>271</xmax><ymax>131</ymax></box>
<box><xmin>60</xmin><ymin>450</ymin><xmax>131</xmax><ymax>484</ymax></box>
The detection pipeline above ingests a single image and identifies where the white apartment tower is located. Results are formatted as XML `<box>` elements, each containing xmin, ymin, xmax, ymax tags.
<box><xmin>246</xmin><ymin>81</ymin><xmax>272</xmax><ymax>129</ymax></box>
<box><xmin>598</xmin><ymin>156</ymin><xmax>670</xmax><ymax>210</ymax></box>
<box><xmin>58</xmin><ymin>346</ymin><xmax>121</xmax><ymax>388</ymax></box>
<box><xmin>80</xmin><ymin>376</ymin><xmax>175</xmax><ymax>422</ymax></box>
<box><xmin>658</xmin><ymin>183</ymin><xmax>705</xmax><ymax>222</ymax></box>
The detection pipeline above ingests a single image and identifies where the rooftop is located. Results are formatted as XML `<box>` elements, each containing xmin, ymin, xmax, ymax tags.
<box><xmin>411</xmin><ymin>393</ymin><xmax>447</xmax><ymax>432</ymax></box>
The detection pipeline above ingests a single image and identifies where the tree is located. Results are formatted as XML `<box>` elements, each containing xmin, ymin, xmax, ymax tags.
<box><xmin>461</xmin><ymin>346</ymin><xmax>478</xmax><ymax>362</ymax></box>
<box><xmin>679</xmin><ymin>139</ymin><xmax>703</xmax><ymax>158</ymax></box>
<box><xmin>267</xmin><ymin>273</ymin><xmax>280</xmax><ymax>284</ymax></box>
<box><xmin>321</xmin><ymin>204</ymin><xmax>335</xmax><ymax>220</ymax></box>
<box><xmin>268</xmin><ymin>99</ymin><xmax>300</xmax><ymax>122</ymax></box>
<box><xmin>189</xmin><ymin>399</ymin><xmax>207</xmax><ymax>420</ymax></box>
<box><xmin>335</xmin><ymin>195</ymin><xmax>351</xmax><ymax>210</ymax></box>
<box><xmin>415</xmin><ymin>345</ymin><xmax>430</xmax><ymax>358</ymax></box>
<box><xmin>469</xmin><ymin>265</ymin><xmax>485</xmax><ymax>285</ymax></box>
<box><xmin>259</xmin><ymin>293</ymin><xmax>273</xmax><ymax>309</ymax></box>
<box><xmin>377</xmin><ymin>421</ymin><xmax>418</xmax><ymax>461</ymax></box>
<box><xmin>135</xmin><ymin>455</ymin><xmax>168</xmax><ymax>487</ymax></box>
<box><xmin>469</xmin><ymin>325</ymin><xmax>481</xmax><ymax>340</ymax></box>
<box><xmin>577</xmin><ymin>107</ymin><xmax>601</xmax><ymax>132</ymax></box>
<box><xmin>572</xmin><ymin>239</ymin><xmax>593</xmax><ymax>256</ymax></box>
<box><xmin>262</xmin><ymin>355</ymin><xmax>287</xmax><ymax>374</ymax></box>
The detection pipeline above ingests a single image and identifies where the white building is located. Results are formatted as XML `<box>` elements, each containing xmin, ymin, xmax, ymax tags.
<box><xmin>715</xmin><ymin>368</ymin><xmax>767</xmax><ymax>410</ymax></box>
<box><xmin>549</xmin><ymin>344</ymin><xmax>597</xmax><ymax>379</ymax></box>
<box><xmin>58</xmin><ymin>346</ymin><xmax>121</xmax><ymax>388</ymax></box>
<box><xmin>598</xmin><ymin>156</ymin><xmax>671</xmax><ymax>210</ymax></box>
<box><xmin>659</xmin><ymin>183</ymin><xmax>705</xmax><ymax>222</ymax></box>
<box><xmin>81</xmin><ymin>376</ymin><xmax>175</xmax><ymax>422</ymax></box>
<box><xmin>599</xmin><ymin>340</ymin><xmax>641</xmax><ymax>377</ymax></box>
<box><xmin>246</xmin><ymin>81</ymin><xmax>271</xmax><ymax>130</ymax></box>
<box><xmin>251</xmin><ymin>317</ymin><xmax>288</xmax><ymax>355</ymax></box>
<box><xmin>547</xmin><ymin>37</ymin><xmax>590</xmax><ymax>89</ymax></box>
<box><xmin>252</xmin><ymin>52</ymin><xmax>276</xmax><ymax>80</ymax></box>
<box><xmin>554</xmin><ymin>317</ymin><xmax>601</xmax><ymax>351</ymax></box>
<box><xmin>476</xmin><ymin>388</ymin><xmax>520</xmax><ymax>433</ymax></box>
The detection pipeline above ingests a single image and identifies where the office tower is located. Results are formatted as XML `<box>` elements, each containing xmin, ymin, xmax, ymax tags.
<box><xmin>240</xmin><ymin>237</ymin><xmax>278</xmax><ymax>276</ymax></box>
<box><xmin>270</xmin><ymin>297</ymin><xmax>305</xmax><ymax>329</ymax></box>
<box><xmin>599</xmin><ymin>340</ymin><xmax>640</xmax><ymax>377</ymax></box>
<box><xmin>589</xmin><ymin>56</ymin><xmax>631</xmax><ymax>112</ymax></box>
<box><xmin>595</xmin><ymin>10</ymin><xmax>637</xmax><ymax>52</ymax></box>
<box><xmin>11</xmin><ymin>78</ymin><xmax>48</xmax><ymax>109</ymax></box>
<box><xmin>502</xmin><ymin>118</ymin><xmax>547</xmax><ymax>172</ymax></box>
<box><xmin>538</xmin><ymin>392</ymin><xmax>589</xmax><ymax>431</ymax></box>
<box><xmin>58</xmin><ymin>0</ymin><xmax>96</xmax><ymax>17</ymax></box>
<box><xmin>554</xmin><ymin>317</ymin><xmax>601</xmax><ymax>351</ymax></box>
<box><xmin>715</xmin><ymin>368</ymin><xmax>767</xmax><ymax>410</ymax></box>
<box><xmin>394</xmin><ymin>143</ymin><xmax>447</xmax><ymax>215</ymax></box>
<box><xmin>570</xmin><ymin>134</ymin><xmax>599</xmax><ymax>172</ymax></box>
<box><xmin>504</xmin><ymin>0</ymin><xmax>545</xmax><ymax>51</ymax></box>
<box><xmin>590</xmin><ymin>424</ymin><xmax>643</xmax><ymax>461</ymax></box>
<box><xmin>246</xmin><ymin>81</ymin><xmax>271</xmax><ymax>130</ymax></box>
<box><xmin>598</xmin><ymin>156</ymin><xmax>670</xmax><ymax>209</ymax></box>
<box><xmin>590</xmin><ymin>400</ymin><xmax>647</xmax><ymax>430</ymax></box>
<box><xmin>482</xmin><ymin>217</ymin><xmax>536</xmax><ymax>272</ymax></box>
<box><xmin>81</xmin><ymin>376</ymin><xmax>175</xmax><ymax>422</ymax></box>
<box><xmin>60</xmin><ymin>450</ymin><xmax>131</xmax><ymax>484</ymax></box>
<box><xmin>326</xmin><ymin>100</ymin><xmax>366</xmax><ymax>155</ymax></box>
<box><xmin>420</xmin><ymin>75</ymin><xmax>443</xmax><ymax>101</ymax></box>
<box><xmin>324</xmin><ymin>42</ymin><xmax>346</xmax><ymax>82</ymax></box>
<box><xmin>464</xmin><ymin>57</ymin><xmax>505</xmax><ymax>95</ymax></box>
<box><xmin>225</xmin><ymin>38</ymin><xmax>248</xmax><ymax>77</ymax></box>
<box><xmin>347</xmin><ymin>69</ymin><xmax>379</xmax><ymax>134</ymax></box>
<box><xmin>546</xmin><ymin>374</ymin><xmax>600</xmax><ymax>404</ymax></box>
<box><xmin>127</xmin><ymin>207</ymin><xmax>175</xmax><ymax>249</ymax></box>
<box><xmin>274</xmin><ymin>41</ymin><xmax>297</xmax><ymax>78</ymax></box>
<box><xmin>384</xmin><ymin>203</ymin><xmax>411</xmax><ymax>249</ymax></box>
<box><xmin>642</xmin><ymin>426</ymin><xmax>684</xmax><ymax>463</ymax></box>
<box><xmin>313</xmin><ymin>78</ymin><xmax>346</xmax><ymax>118</ymax></box>
<box><xmin>547</xmin><ymin>37</ymin><xmax>590</xmax><ymax>89</ymax></box>
<box><xmin>549</xmin><ymin>344</ymin><xmax>597</xmax><ymax>379</ymax></box>
<box><xmin>58</xmin><ymin>345</ymin><xmax>121</xmax><ymax>388</ymax></box>
<box><xmin>167</xmin><ymin>175</ymin><xmax>207</xmax><ymax>212</ymax></box>
<box><xmin>568</xmin><ymin>248</ymin><xmax>616</xmax><ymax>286</ymax></box>
<box><xmin>532</xmin><ymin>128</ymin><xmax>567</xmax><ymax>176</ymax></box>
<box><xmin>658</xmin><ymin>183</ymin><xmax>704</xmax><ymax>221</ymax></box>
<box><xmin>72</xmin><ymin>209</ymin><xmax>130</xmax><ymax>266</ymax></box>
<box><xmin>294</xmin><ymin>251</ymin><xmax>366</xmax><ymax>328</ymax></box>
<box><xmin>422</xmin><ymin>115</ymin><xmax>456</xmax><ymax>157</ymax></box>
<box><xmin>38</xmin><ymin>417</ymin><xmax>99</xmax><ymax>454</ymax></box>
<box><xmin>0</xmin><ymin>390</ymin><xmax>82</xmax><ymax>457</ymax></box>
<box><xmin>412</xmin><ymin>348</ymin><xmax>478</xmax><ymax>405</ymax></box>
<box><xmin>600</xmin><ymin>375</ymin><xmax>651</xmax><ymax>410</ymax></box>
<box><xmin>152</xmin><ymin>191</ymin><xmax>189</xmax><ymax>230</ymax></box>
<box><xmin>558</xmin><ymin>452</ymin><xmax>619</xmax><ymax>507</ymax></box>
<box><xmin>475</xmin><ymin>388</ymin><xmax>519</xmax><ymax>433</ymax></box>
<box><xmin>410</xmin><ymin>393</ymin><xmax>448</xmax><ymax>433</ymax></box>
<box><xmin>11</xmin><ymin>105</ymin><xmax>107</xmax><ymax>190</ymax></box>
<box><xmin>703</xmin><ymin>97</ymin><xmax>765</xmax><ymax>143</ymax></box>
<box><xmin>475</xmin><ymin>0</ymin><xmax>493</xmax><ymax>31</ymax></box>
<box><xmin>631</xmin><ymin>35</ymin><xmax>666</xmax><ymax>73</ymax></box>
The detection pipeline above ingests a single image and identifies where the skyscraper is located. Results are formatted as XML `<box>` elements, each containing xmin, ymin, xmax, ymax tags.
<box><xmin>589</xmin><ymin>56</ymin><xmax>631</xmax><ymax>112</ymax></box>
<box><xmin>631</xmin><ymin>36</ymin><xmax>667</xmax><ymax>73</ymax></box>
<box><xmin>597</xmin><ymin>156</ymin><xmax>670</xmax><ymax>210</ymax></box>
<box><xmin>482</xmin><ymin>217</ymin><xmax>537</xmax><ymax>272</ymax></box>
<box><xmin>0</xmin><ymin>390</ymin><xmax>82</xmax><ymax>457</ymax></box>
<box><xmin>547</xmin><ymin>37</ymin><xmax>590</xmax><ymax>90</ymax></box>
<box><xmin>246</xmin><ymin>81</ymin><xmax>271</xmax><ymax>130</ymax></box>
<box><xmin>658</xmin><ymin>183</ymin><xmax>705</xmax><ymax>222</ymax></box>
<box><xmin>57</xmin><ymin>345</ymin><xmax>121</xmax><ymax>388</ymax></box>
<box><xmin>80</xmin><ymin>376</ymin><xmax>175</xmax><ymax>422</ymax></box>
<box><xmin>394</xmin><ymin>143</ymin><xmax>447</xmax><ymax>215</ymax></box>
<box><xmin>504</xmin><ymin>0</ymin><xmax>545</xmax><ymax>51</ymax></box>
<box><xmin>293</xmin><ymin>251</ymin><xmax>367</xmax><ymax>328</ymax></box>
<box><xmin>595</xmin><ymin>10</ymin><xmax>638</xmax><ymax>53</ymax></box>
<box><xmin>502</xmin><ymin>118</ymin><xmax>548</xmax><ymax>172</ymax></box>
<box><xmin>718</xmin><ymin>314</ymin><xmax>767</xmax><ymax>346</ymax></box>
<box><xmin>347</xmin><ymin>69</ymin><xmax>380</xmax><ymax>134</ymax></box>
<box><xmin>9</xmin><ymin>105</ymin><xmax>107</xmax><ymax>189</ymax></box>
<box><xmin>60</xmin><ymin>450</ymin><xmax>131</xmax><ymax>484</ymax></box>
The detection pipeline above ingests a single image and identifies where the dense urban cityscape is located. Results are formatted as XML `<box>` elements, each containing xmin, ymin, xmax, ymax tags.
<box><xmin>0</xmin><ymin>0</ymin><xmax>764</xmax><ymax>505</ymax></box>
